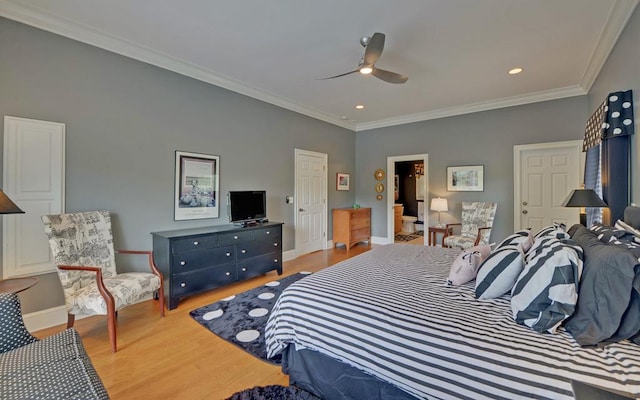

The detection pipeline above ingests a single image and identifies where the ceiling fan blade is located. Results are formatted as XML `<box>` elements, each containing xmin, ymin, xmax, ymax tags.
<box><xmin>364</xmin><ymin>32</ymin><xmax>385</xmax><ymax>65</ymax></box>
<box><xmin>318</xmin><ymin>68</ymin><xmax>360</xmax><ymax>80</ymax></box>
<box><xmin>372</xmin><ymin>67</ymin><xmax>408</xmax><ymax>84</ymax></box>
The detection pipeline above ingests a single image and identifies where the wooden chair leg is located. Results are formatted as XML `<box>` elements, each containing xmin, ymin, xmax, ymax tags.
<box><xmin>107</xmin><ymin>309</ymin><xmax>117</xmax><ymax>353</ymax></box>
<box><xmin>66</xmin><ymin>313</ymin><xmax>75</xmax><ymax>328</ymax></box>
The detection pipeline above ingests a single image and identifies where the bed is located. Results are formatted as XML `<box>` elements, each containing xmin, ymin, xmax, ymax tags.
<box><xmin>265</xmin><ymin>207</ymin><xmax>640</xmax><ymax>400</ymax></box>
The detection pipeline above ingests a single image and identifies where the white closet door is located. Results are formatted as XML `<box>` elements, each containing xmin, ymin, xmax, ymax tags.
<box><xmin>3</xmin><ymin>116</ymin><xmax>65</xmax><ymax>278</ymax></box>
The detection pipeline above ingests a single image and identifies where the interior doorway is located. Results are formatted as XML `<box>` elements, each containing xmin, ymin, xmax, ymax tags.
<box><xmin>294</xmin><ymin>149</ymin><xmax>328</xmax><ymax>256</ymax></box>
<box><xmin>386</xmin><ymin>154</ymin><xmax>429</xmax><ymax>245</ymax></box>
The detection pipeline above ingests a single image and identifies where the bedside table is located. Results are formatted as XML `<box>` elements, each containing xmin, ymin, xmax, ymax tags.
<box><xmin>0</xmin><ymin>277</ymin><xmax>39</xmax><ymax>293</ymax></box>
<box><xmin>428</xmin><ymin>226</ymin><xmax>452</xmax><ymax>246</ymax></box>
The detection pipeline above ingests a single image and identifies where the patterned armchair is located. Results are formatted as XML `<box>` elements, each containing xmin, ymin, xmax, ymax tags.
<box><xmin>443</xmin><ymin>201</ymin><xmax>497</xmax><ymax>250</ymax></box>
<box><xmin>41</xmin><ymin>210</ymin><xmax>164</xmax><ymax>352</ymax></box>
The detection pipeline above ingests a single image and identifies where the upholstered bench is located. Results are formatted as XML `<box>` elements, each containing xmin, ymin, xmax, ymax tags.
<box><xmin>0</xmin><ymin>292</ymin><xmax>109</xmax><ymax>399</ymax></box>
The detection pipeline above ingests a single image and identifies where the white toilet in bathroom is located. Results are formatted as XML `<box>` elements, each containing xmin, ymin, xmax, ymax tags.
<box><xmin>402</xmin><ymin>215</ymin><xmax>418</xmax><ymax>233</ymax></box>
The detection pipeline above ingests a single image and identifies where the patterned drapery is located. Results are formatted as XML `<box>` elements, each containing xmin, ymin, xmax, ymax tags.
<box><xmin>582</xmin><ymin>90</ymin><xmax>634</xmax><ymax>226</ymax></box>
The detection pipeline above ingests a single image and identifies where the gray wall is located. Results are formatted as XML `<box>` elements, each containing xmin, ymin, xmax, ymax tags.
<box><xmin>587</xmin><ymin>4</ymin><xmax>639</xmax><ymax>204</ymax></box>
<box><xmin>355</xmin><ymin>96</ymin><xmax>590</xmax><ymax>242</ymax></box>
<box><xmin>0</xmin><ymin>17</ymin><xmax>356</xmax><ymax>313</ymax></box>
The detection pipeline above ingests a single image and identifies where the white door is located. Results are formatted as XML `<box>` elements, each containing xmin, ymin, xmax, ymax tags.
<box><xmin>295</xmin><ymin>149</ymin><xmax>327</xmax><ymax>255</ymax></box>
<box><xmin>514</xmin><ymin>140</ymin><xmax>582</xmax><ymax>232</ymax></box>
<box><xmin>3</xmin><ymin>116</ymin><xmax>65</xmax><ymax>278</ymax></box>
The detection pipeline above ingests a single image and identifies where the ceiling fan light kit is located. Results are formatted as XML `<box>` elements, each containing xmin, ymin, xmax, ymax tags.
<box><xmin>322</xmin><ymin>32</ymin><xmax>408</xmax><ymax>84</ymax></box>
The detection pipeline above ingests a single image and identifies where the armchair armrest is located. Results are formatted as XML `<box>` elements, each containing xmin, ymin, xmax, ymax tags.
<box><xmin>58</xmin><ymin>266</ymin><xmax>115</xmax><ymax>313</ymax></box>
<box><xmin>0</xmin><ymin>293</ymin><xmax>38</xmax><ymax>353</ymax></box>
<box><xmin>116</xmin><ymin>250</ymin><xmax>165</xmax><ymax>316</ymax></box>
<box><xmin>443</xmin><ymin>223</ymin><xmax>461</xmax><ymax>238</ymax></box>
<box><xmin>474</xmin><ymin>226</ymin><xmax>492</xmax><ymax>246</ymax></box>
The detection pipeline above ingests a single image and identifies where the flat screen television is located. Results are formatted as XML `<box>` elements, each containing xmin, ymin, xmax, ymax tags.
<box><xmin>228</xmin><ymin>190</ymin><xmax>267</xmax><ymax>224</ymax></box>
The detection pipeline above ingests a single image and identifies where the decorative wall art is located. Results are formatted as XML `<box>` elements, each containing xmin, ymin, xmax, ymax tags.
<box><xmin>336</xmin><ymin>173</ymin><xmax>350</xmax><ymax>191</ymax></box>
<box><xmin>447</xmin><ymin>165</ymin><xmax>484</xmax><ymax>192</ymax></box>
<box><xmin>174</xmin><ymin>151</ymin><xmax>220</xmax><ymax>220</ymax></box>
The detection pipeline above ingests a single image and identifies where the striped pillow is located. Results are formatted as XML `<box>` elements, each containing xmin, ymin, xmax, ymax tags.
<box><xmin>533</xmin><ymin>223</ymin><xmax>568</xmax><ymax>239</ymax></box>
<box><xmin>475</xmin><ymin>245</ymin><xmax>524</xmax><ymax>299</ymax></box>
<box><xmin>511</xmin><ymin>237</ymin><xmax>583</xmax><ymax>333</ymax></box>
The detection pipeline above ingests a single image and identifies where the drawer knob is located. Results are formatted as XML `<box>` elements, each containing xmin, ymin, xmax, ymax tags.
<box><xmin>274</xmin><ymin>259</ymin><xmax>278</xmax><ymax>263</ymax></box>
<box><xmin>233</xmin><ymin>235</ymin><xmax>239</xmax><ymax>240</ymax></box>
<box><xmin>193</xmin><ymin>241</ymin><xmax>199</xmax><ymax>245</ymax></box>
<box><xmin>266</xmin><ymin>231</ymin><xmax>270</xmax><ymax>235</ymax></box>
<box><xmin>226</xmin><ymin>252</ymin><xmax>231</xmax><ymax>257</ymax></box>
<box><xmin>241</xmin><ymin>267</ymin><xmax>247</xmax><ymax>272</ymax></box>
<box><xmin>180</xmin><ymin>261</ymin><xmax>186</xmax><ymax>266</ymax></box>
<box><xmin>225</xmin><ymin>272</ymin><xmax>231</xmax><ymax>276</ymax></box>
<box><xmin>241</xmin><ymin>249</ymin><xmax>247</xmax><ymax>254</ymax></box>
<box><xmin>180</xmin><ymin>282</ymin><xmax>186</xmax><ymax>288</ymax></box>
<box><xmin>273</xmin><ymin>243</ymin><xmax>278</xmax><ymax>247</ymax></box>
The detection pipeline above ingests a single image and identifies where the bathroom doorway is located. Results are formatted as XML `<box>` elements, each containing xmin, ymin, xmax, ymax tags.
<box><xmin>386</xmin><ymin>154</ymin><xmax>429</xmax><ymax>245</ymax></box>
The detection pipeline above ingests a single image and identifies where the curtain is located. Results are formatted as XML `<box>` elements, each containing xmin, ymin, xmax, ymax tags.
<box><xmin>582</xmin><ymin>90</ymin><xmax>635</xmax><ymax>226</ymax></box>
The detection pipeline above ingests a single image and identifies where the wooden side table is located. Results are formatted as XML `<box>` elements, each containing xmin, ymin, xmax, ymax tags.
<box><xmin>0</xmin><ymin>277</ymin><xmax>39</xmax><ymax>293</ymax></box>
<box><xmin>428</xmin><ymin>226</ymin><xmax>452</xmax><ymax>246</ymax></box>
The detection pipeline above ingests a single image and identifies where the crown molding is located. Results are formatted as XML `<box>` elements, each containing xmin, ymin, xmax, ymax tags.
<box><xmin>0</xmin><ymin>1</ymin><xmax>356</xmax><ymax>131</ymax></box>
<box><xmin>355</xmin><ymin>85</ymin><xmax>587</xmax><ymax>132</ymax></box>
<box><xmin>1</xmin><ymin>0</ymin><xmax>635</xmax><ymax>133</ymax></box>
<box><xmin>580</xmin><ymin>0</ymin><xmax>639</xmax><ymax>92</ymax></box>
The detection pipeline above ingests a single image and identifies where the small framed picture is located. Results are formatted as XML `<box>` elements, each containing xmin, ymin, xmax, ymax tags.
<box><xmin>336</xmin><ymin>173</ymin><xmax>350</xmax><ymax>191</ymax></box>
<box><xmin>447</xmin><ymin>165</ymin><xmax>484</xmax><ymax>192</ymax></box>
<box><xmin>175</xmin><ymin>151</ymin><xmax>220</xmax><ymax>220</ymax></box>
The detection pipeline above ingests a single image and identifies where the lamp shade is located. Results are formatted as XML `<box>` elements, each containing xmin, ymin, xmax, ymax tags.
<box><xmin>561</xmin><ymin>189</ymin><xmax>607</xmax><ymax>208</ymax></box>
<box><xmin>0</xmin><ymin>190</ymin><xmax>25</xmax><ymax>214</ymax></box>
<box><xmin>430</xmin><ymin>197</ymin><xmax>448</xmax><ymax>212</ymax></box>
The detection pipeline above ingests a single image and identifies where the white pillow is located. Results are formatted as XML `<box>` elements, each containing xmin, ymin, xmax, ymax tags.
<box><xmin>447</xmin><ymin>248</ymin><xmax>487</xmax><ymax>286</ymax></box>
<box><xmin>475</xmin><ymin>245</ymin><xmax>524</xmax><ymax>299</ymax></box>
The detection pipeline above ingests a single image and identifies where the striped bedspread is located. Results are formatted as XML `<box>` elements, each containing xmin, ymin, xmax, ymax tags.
<box><xmin>265</xmin><ymin>244</ymin><xmax>640</xmax><ymax>400</ymax></box>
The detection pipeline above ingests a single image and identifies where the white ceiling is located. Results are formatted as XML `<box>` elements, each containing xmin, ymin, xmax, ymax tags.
<box><xmin>1</xmin><ymin>0</ymin><xmax>638</xmax><ymax>131</ymax></box>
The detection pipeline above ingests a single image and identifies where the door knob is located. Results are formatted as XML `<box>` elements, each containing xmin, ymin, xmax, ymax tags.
<box><xmin>522</xmin><ymin>201</ymin><xmax>528</xmax><ymax>206</ymax></box>
<box><xmin>522</xmin><ymin>210</ymin><xmax>528</xmax><ymax>214</ymax></box>
<box><xmin>299</xmin><ymin>208</ymin><xmax>305</xmax><ymax>212</ymax></box>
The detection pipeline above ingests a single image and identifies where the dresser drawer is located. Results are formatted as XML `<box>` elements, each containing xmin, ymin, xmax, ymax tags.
<box><xmin>237</xmin><ymin>253</ymin><xmax>282</xmax><ymax>280</ymax></box>
<box><xmin>172</xmin><ymin>235</ymin><xmax>218</xmax><ymax>253</ymax></box>
<box><xmin>252</xmin><ymin>226</ymin><xmax>281</xmax><ymax>240</ymax></box>
<box><xmin>351</xmin><ymin>227</ymin><xmax>370</xmax><ymax>241</ymax></box>
<box><xmin>172</xmin><ymin>263</ymin><xmax>237</xmax><ymax>297</ymax></box>
<box><xmin>237</xmin><ymin>237</ymin><xmax>281</xmax><ymax>260</ymax></box>
<box><xmin>171</xmin><ymin>246</ymin><xmax>235</xmax><ymax>272</ymax></box>
<box><xmin>218</xmin><ymin>230</ymin><xmax>253</xmax><ymax>246</ymax></box>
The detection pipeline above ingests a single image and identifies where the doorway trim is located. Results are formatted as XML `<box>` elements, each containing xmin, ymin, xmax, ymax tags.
<box><xmin>294</xmin><ymin>148</ymin><xmax>328</xmax><ymax>257</ymax></box>
<box><xmin>386</xmin><ymin>154</ymin><xmax>429</xmax><ymax>244</ymax></box>
<box><xmin>513</xmin><ymin>140</ymin><xmax>583</xmax><ymax>231</ymax></box>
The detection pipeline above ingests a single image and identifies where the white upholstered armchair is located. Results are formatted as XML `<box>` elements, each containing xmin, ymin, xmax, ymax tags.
<box><xmin>443</xmin><ymin>201</ymin><xmax>497</xmax><ymax>250</ymax></box>
<box><xmin>41</xmin><ymin>210</ymin><xmax>164</xmax><ymax>352</ymax></box>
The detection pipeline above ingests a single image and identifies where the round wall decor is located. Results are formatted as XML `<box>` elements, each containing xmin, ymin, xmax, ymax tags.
<box><xmin>376</xmin><ymin>194</ymin><xmax>383</xmax><ymax>200</ymax></box>
<box><xmin>375</xmin><ymin>183</ymin><xmax>384</xmax><ymax>193</ymax></box>
<box><xmin>374</xmin><ymin>169</ymin><xmax>385</xmax><ymax>181</ymax></box>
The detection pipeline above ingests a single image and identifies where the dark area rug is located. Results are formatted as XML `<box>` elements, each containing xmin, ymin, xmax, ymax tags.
<box><xmin>190</xmin><ymin>272</ymin><xmax>310</xmax><ymax>365</ymax></box>
<box><xmin>227</xmin><ymin>385</ymin><xmax>320</xmax><ymax>400</ymax></box>
<box><xmin>394</xmin><ymin>230</ymin><xmax>424</xmax><ymax>242</ymax></box>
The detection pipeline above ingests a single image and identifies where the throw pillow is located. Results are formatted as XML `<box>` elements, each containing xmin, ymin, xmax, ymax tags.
<box><xmin>475</xmin><ymin>245</ymin><xmax>524</xmax><ymax>300</ymax></box>
<box><xmin>447</xmin><ymin>249</ymin><xmax>485</xmax><ymax>286</ymax></box>
<box><xmin>495</xmin><ymin>230</ymin><xmax>531</xmax><ymax>250</ymax></box>
<box><xmin>615</xmin><ymin>219</ymin><xmax>640</xmax><ymax>238</ymax></box>
<box><xmin>533</xmin><ymin>223</ymin><xmax>568</xmax><ymax>239</ymax></box>
<box><xmin>511</xmin><ymin>237</ymin><xmax>583</xmax><ymax>334</ymax></box>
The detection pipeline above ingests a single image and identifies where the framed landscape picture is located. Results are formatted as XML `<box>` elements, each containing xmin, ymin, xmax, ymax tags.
<box><xmin>447</xmin><ymin>165</ymin><xmax>484</xmax><ymax>192</ymax></box>
<box><xmin>174</xmin><ymin>151</ymin><xmax>220</xmax><ymax>220</ymax></box>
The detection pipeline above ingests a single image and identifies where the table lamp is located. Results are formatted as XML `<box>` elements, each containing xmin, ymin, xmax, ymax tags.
<box><xmin>561</xmin><ymin>188</ymin><xmax>606</xmax><ymax>226</ymax></box>
<box><xmin>430</xmin><ymin>197</ymin><xmax>448</xmax><ymax>228</ymax></box>
<box><xmin>0</xmin><ymin>190</ymin><xmax>24</xmax><ymax>214</ymax></box>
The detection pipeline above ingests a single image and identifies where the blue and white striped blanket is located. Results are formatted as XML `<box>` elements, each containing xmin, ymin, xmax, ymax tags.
<box><xmin>265</xmin><ymin>244</ymin><xmax>640</xmax><ymax>400</ymax></box>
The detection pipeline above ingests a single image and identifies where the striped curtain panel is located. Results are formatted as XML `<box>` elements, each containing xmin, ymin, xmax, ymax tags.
<box><xmin>582</xmin><ymin>90</ymin><xmax>634</xmax><ymax>226</ymax></box>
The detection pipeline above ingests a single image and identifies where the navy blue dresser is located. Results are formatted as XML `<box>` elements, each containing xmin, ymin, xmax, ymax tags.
<box><xmin>152</xmin><ymin>222</ymin><xmax>283</xmax><ymax>309</ymax></box>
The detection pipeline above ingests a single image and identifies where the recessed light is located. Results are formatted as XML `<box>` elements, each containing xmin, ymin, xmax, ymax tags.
<box><xmin>508</xmin><ymin>67</ymin><xmax>523</xmax><ymax>75</ymax></box>
<box><xmin>355</xmin><ymin>105</ymin><xmax>364</xmax><ymax>110</ymax></box>
<box><xmin>340</xmin><ymin>116</ymin><xmax>348</xmax><ymax>120</ymax></box>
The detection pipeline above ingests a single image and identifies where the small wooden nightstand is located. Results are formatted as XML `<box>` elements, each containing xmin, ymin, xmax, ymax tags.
<box><xmin>0</xmin><ymin>277</ymin><xmax>39</xmax><ymax>293</ymax></box>
<box><xmin>428</xmin><ymin>226</ymin><xmax>452</xmax><ymax>246</ymax></box>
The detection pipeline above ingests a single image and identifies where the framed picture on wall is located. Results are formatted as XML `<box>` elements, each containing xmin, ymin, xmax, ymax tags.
<box><xmin>447</xmin><ymin>165</ymin><xmax>484</xmax><ymax>192</ymax></box>
<box><xmin>174</xmin><ymin>151</ymin><xmax>220</xmax><ymax>220</ymax></box>
<box><xmin>336</xmin><ymin>173</ymin><xmax>350</xmax><ymax>191</ymax></box>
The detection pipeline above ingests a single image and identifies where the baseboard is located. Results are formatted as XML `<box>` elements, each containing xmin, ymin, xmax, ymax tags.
<box><xmin>23</xmin><ymin>305</ymin><xmax>69</xmax><ymax>332</ymax></box>
<box><xmin>283</xmin><ymin>249</ymin><xmax>296</xmax><ymax>262</ymax></box>
<box><xmin>372</xmin><ymin>235</ymin><xmax>392</xmax><ymax>245</ymax></box>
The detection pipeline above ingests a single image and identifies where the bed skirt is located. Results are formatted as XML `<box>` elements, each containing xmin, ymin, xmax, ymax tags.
<box><xmin>283</xmin><ymin>345</ymin><xmax>417</xmax><ymax>400</ymax></box>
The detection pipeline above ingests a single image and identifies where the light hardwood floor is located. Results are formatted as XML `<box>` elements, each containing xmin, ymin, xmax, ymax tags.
<box><xmin>33</xmin><ymin>243</ymin><xmax>372</xmax><ymax>400</ymax></box>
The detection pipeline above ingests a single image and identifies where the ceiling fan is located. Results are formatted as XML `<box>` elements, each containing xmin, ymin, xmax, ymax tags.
<box><xmin>322</xmin><ymin>32</ymin><xmax>408</xmax><ymax>84</ymax></box>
